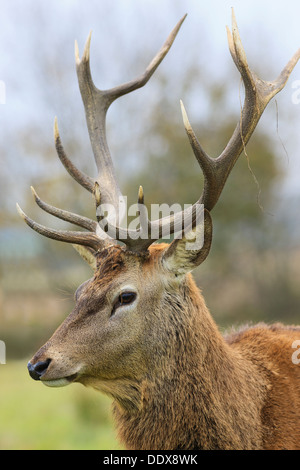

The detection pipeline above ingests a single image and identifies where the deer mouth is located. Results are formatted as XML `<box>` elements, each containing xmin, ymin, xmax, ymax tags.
<box><xmin>41</xmin><ymin>373</ymin><xmax>78</xmax><ymax>388</ymax></box>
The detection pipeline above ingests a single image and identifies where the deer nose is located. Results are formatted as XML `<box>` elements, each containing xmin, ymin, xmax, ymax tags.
<box><xmin>27</xmin><ymin>359</ymin><xmax>51</xmax><ymax>380</ymax></box>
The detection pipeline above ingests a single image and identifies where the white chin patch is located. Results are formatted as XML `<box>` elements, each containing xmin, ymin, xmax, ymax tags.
<box><xmin>42</xmin><ymin>378</ymin><xmax>70</xmax><ymax>388</ymax></box>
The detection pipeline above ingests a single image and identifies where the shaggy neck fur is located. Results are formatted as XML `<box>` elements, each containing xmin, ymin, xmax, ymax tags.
<box><xmin>112</xmin><ymin>275</ymin><xmax>267</xmax><ymax>450</ymax></box>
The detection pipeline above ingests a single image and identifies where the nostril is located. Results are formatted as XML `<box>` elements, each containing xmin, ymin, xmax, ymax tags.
<box><xmin>27</xmin><ymin>359</ymin><xmax>51</xmax><ymax>381</ymax></box>
<box><xmin>34</xmin><ymin>359</ymin><xmax>51</xmax><ymax>374</ymax></box>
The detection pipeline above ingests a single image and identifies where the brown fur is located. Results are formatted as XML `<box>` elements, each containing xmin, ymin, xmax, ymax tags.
<box><xmin>29</xmin><ymin>244</ymin><xmax>300</xmax><ymax>450</ymax></box>
<box><xmin>227</xmin><ymin>323</ymin><xmax>300</xmax><ymax>449</ymax></box>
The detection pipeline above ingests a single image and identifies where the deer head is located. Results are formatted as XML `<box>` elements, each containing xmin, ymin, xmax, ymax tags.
<box><xmin>18</xmin><ymin>11</ymin><xmax>299</xmax><ymax>413</ymax></box>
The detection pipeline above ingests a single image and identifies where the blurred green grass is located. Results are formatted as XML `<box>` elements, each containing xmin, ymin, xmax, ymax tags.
<box><xmin>0</xmin><ymin>360</ymin><xmax>121</xmax><ymax>450</ymax></box>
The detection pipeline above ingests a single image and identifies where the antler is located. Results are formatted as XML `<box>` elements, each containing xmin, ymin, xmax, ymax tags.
<box><xmin>17</xmin><ymin>10</ymin><xmax>300</xmax><ymax>256</ymax></box>
<box><xmin>181</xmin><ymin>9</ymin><xmax>300</xmax><ymax>211</ymax></box>
<box><xmin>96</xmin><ymin>9</ymin><xmax>300</xmax><ymax>251</ymax></box>
<box><xmin>74</xmin><ymin>15</ymin><xmax>186</xmax><ymax>219</ymax></box>
<box><xmin>17</xmin><ymin>15</ymin><xmax>187</xmax><ymax>252</ymax></box>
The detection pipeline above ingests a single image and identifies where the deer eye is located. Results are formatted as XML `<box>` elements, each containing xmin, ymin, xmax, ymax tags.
<box><xmin>111</xmin><ymin>292</ymin><xmax>137</xmax><ymax>316</ymax></box>
<box><xmin>120</xmin><ymin>292</ymin><xmax>136</xmax><ymax>305</ymax></box>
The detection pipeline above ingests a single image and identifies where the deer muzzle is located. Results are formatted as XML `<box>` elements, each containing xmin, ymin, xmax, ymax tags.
<box><xmin>27</xmin><ymin>357</ymin><xmax>79</xmax><ymax>387</ymax></box>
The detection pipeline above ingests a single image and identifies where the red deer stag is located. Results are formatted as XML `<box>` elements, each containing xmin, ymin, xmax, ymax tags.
<box><xmin>17</xmin><ymin>11</ymin><xmax>300</xmax><ymax>450</ymax></box>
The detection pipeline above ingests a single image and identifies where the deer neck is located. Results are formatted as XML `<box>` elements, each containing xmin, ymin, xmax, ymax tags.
<box><xmin>113</xmin><ymin>274</ymin><xmax>266</xmax><ymax>450</ymax></box>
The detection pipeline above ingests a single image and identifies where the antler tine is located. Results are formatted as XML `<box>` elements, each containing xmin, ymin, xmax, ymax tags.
<box><xmin>75</xmin><ymin>15</ymin><xmax>187</xmax><ymax>221</ymax></box>
<box><xmin>106</xmin><ymin>14</ymin><xmax>187</xmax><ymax>100</ymax></box>
<box><xmin>16</xmin><ymin>203</ymin><xmax>104</xmax><ymax>251</ymax></box>
<box><xmin>181</xmin><ymin>8</ymin><xmax>300</xmax><ymax>212</ymax></box>
<box><xmin>31</xmin><ymin>186</ymin><xmax>98</xmax><ymax>232</ymax></box>
<box><xmin>180</xmin><ymin>101</ymin><xmax>218</xmax><ymax>209</ymax></box>
<box><xmin>54</xmin><ymin>117</ymin><xmax>95</xmax><ymax>193</ymax></box>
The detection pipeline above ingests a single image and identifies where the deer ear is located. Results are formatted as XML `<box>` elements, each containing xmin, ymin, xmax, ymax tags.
<box><xmin>72</xmin><ymin>244</ymin><xmax>97</xmax><ymax>271</ymax></box>
<box><xmin>162</xmin><ymin>209</ymin><xmax>212</xmax><ymax>275</ymax></box>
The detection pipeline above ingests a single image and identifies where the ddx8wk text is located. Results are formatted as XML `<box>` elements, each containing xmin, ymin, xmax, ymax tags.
<box><xmin>148</xmin><ymin>455</ymin><xmax>198</xmax><ymax>465</ymax></box>
<box><xmin>103</xmin><ymin>454</ymin><xmax>198</xmax><ymax>466</ymax></box>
